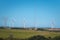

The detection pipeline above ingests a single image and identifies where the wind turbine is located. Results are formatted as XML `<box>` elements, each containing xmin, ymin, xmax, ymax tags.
<box><xmin>23</xmin><ymin>17</ymin><xmax>26</xmax><ymax>29</ymax></box>
<box><xmin>51</xmin><ymin>19</ymin><xmax>55</xmax><ymax>30</ymax></box>
<box><xmin>3</xmin><ymin>17</ymin><xmax>8</xmax><ymax>29</ymax></box>
<box><xmin>34</xmin><ymin>1</ymin><xmax>37</xmax><ymax>30</ymax></box>
<box><xmin>34</xmin><ymin>20</ymin><xmax>37</xmax><ymax>30</ymax></box>
<box><xmin>11</xmin><ymin>17</ymin><xmax>16</xmax><ymax>28</ymax></box>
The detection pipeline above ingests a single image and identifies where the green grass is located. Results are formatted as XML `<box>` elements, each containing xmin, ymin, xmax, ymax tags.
<box><xmin>0</xmin><ymin>29</ymin><xmax>60</xmax><ymax>39</ymax></box>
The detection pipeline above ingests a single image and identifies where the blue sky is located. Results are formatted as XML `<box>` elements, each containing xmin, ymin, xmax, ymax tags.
<box><xmin>0</xmin><ymin>0</ymin><xmax>60</xmax><ymax>28</ymax></box>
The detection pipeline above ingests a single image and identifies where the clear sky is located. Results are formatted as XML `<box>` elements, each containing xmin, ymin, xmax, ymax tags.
<box><xmin>0</xmin><ymin>0</ymin><xmax>60</xmax><ymax>28</ymax></box>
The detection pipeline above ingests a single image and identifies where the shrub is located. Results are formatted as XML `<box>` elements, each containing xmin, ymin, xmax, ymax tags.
<box><xmin>0</xmin><ymin>38</ymin><xmax>3</xmax><ymax>40</ymax></box>
<box><xmin>27</xmin><ymin>35</ymin><xmax>48</xmax><ymax>40</ymax></box>
<box><xmin>52</xmin><ymin>36</ymin><xmax>60</xmax><ymax>40</ymax></box>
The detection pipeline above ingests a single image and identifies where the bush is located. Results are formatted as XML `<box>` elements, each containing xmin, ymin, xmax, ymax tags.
<box><xmin>0</xmin><ymin>38</ymin><xmax>3</xmax><ymax>40</ymax></box>
<box><xmin>27</xmin><ymin>35</ymin><xmax>48</xmax><ymax>40</ymax></box>
<box><xmin>52</xmin><ymin>36</ymin><xmax>60</xmax><ymax>40</ymax></box>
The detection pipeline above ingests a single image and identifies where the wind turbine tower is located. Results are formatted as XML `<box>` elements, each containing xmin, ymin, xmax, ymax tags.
<box><xmin>11</xmin><ymin>18</ymin><xmax>15</xmax><ymax>28</ymax></box>
<box><xmin>34</xmin><ymin>20</ymin><xmax>37</xmax><ymax>30</ymax></box>
<box><xmin>3</xmin><ymin>17</ymin><xmax>8</xmax><ymax>29</ymax></box>
<box><xmin>23</xmin><ymin>17</ymin><xmax>26</xmax><ymax>29</ymax></box>
<box><xmin>51</xmin><ymin>19</ymin><xmax>55</xmax><ymax>29</ymax></box>
<box><xmin>34</xmin><ymin>1</ymin><xmax>37</xmax><ymax>30</ymax></box>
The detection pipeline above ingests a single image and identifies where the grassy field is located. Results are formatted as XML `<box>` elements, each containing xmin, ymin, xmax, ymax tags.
<box><xmin>0</xmin><ymin>29</ymin><xmax>60</xmax><ymax>39</ymax></box>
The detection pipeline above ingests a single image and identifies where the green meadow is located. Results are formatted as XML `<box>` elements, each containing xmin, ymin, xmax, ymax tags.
<box><xmin>0</xmin><ymin>29</ymin><xmax>60</xmax><ymax>39</ymax></box>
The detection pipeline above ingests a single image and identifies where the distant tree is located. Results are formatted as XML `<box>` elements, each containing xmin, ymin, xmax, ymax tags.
<box><xmin>0</xmin><ymin>27</ymin><xmax>4</xmax><ymax>29</ymax></box>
